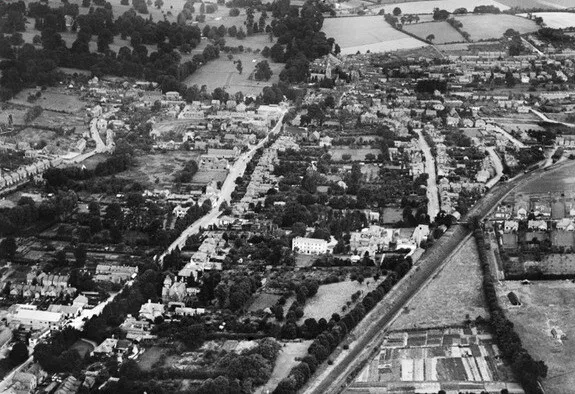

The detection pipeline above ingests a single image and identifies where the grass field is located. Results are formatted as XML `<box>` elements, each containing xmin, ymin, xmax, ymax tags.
<box><xmin>303</xmin><ymin>280</ymin><xmax>376</xmax><ymax>321</ymax></box>
<box><xmin>183</xmin><ymin>51</ymin><xmax>283</xmax><ymax>96</ymax></box>
<box><xmin>71</xmin><ymin>339</ymin><xmax>94</xmax><ymax>358</ymax></box>
<box><xmin>10</xmin><ymin>88</ymin><xmax>87</xmax><ymax>114</ymax></box>
<box><xmin>117</xmin><ymin>151</ymin><xmax>201</xmax><ymax>188</ymax></box>
<box><xmin>403</xmin><ymin>21</ymin><xmax>465</xmax><ymax>44</ymax></box>
<box><xmin>372</xmin><ymin>0</ymin><xmax>509</xmax><ymax>14</ymax></box>
<box><xmin>392</xmin><ymin>237</ymin><xmax>488</xmax><ymax>330</ymax></box>
<box><xmin>499</xmin><ymin>281</ymin><xmax>575</xmax><ymax>394</ymax></box>
<box><xmin>322</xmin><ymin>16</ymin><xmax>427</xmax><ymax>55</ymax></box>
<box><xmin>520</xmin><ymin>12</ymin><xmax>575</xmax><ymax>28</ymax></box>
<box><xmin>192</xmin><ymin>169</ymin><xmax>228</xmax><ymax>185</ymax></box>
<box><xmin>138</xmin><ymin>346</ymin><xmax>170</xmax><ymax>371</ymax></box>
<box><xmin>256</xmin><ymin>340</ymin><xmax>312</xmax><ymax>394</ymax></box>
<box><xmin>454</xmin><ymin>14</ymin><xmax>539</xmax><ymax>41</ymax></box>
<box><xmin>247</xmin><ymin>293</ymin><xmax>282</xmax><ymax>312</ymax></box>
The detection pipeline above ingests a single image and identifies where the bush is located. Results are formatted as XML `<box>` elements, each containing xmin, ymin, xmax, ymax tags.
<box><xmin>24</xmin><ymin>106</ymin><xmax>43</xmax><ymax>123</ymax></box>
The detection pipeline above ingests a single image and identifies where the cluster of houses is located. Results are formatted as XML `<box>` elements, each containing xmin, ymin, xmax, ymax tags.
<box><xmin>496</xmin><ymin>194</ymin><xmax>575</xmax><ymax>250</ymax></box>
<box><xmin>0</xmin><ymin>156</ymin><xmax>62</xmax><ymax>191</ymax></box>
<box><xmin>233</xmin><ymin>136</ymin><xmax>298</xmax><ymax>215</ymax></box>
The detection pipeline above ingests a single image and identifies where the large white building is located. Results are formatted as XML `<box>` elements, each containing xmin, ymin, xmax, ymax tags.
<box><xmin>8</xmin><ymin>309</ymin><xmax>64</xmax><ymax>330</ymax></box>
<box><xmin>292</xmin><ymin>237</ymin><xmax>328</xmax><ymax>255</ymax></box>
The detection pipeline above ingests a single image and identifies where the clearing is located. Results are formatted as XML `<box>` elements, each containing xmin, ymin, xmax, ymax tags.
<box><xmin>403</xmin><ymin>21</ymin><xmax>465</xmax><ymax>44</ymax></box>
<box><xmin>117</xmin><ymin>151</ymin><xmax>201</xmax><ymax>188</ymax></box>
<box><xmin>247</xmin><ymin>293</ymin><xmax>282</xmax><ymax>312</ymax></box>
<box><xmin>183</xmin><ymin>51</ymin><xmax>283</xmax><ymax>96</ymax></box>
<box><xmin>392</xmin><ymin>237</ymin><xmax>488</xmax><ymax>330</ymax></box>
<box><xmin>138</xmin><ymin>346</ymin><xmax>170</xmax><ymax>371</ymax></box>
<box><xmin>371</xmin><ymin>0</ymin><xmax>509</xmax><ymax>15</ymax></box>
<box><xmin>256</xmin><ymin>340</ymin><xmax>312</xmax><ymax>394</ymax></box>
<box><xmin>454</xmin><ymin>14</ymin><xmax>539</xmax><ymax>41</ymax></box>
<box><xmin>499</xmin><ymin>280</ymin><xmax>575</xmax><ymax>394</ymax></box>
<box><xmin>303</xmin><ymin>279</ymin><xmax>376</xmax><ymax>321</ymax></box>
<box><xmin>321</xmin><ymin>16</ymin><xmax>427</xmax><ymax>55</ymax></box>
<box><xmin>71</xmin><ymin>339</ymin><xmax>95</xmax><ymax>358</ymax></box>
<box><xmin>519</xmin><ymin>12</ymin><xmax>575</xmax><ymax>28</ymax></box>
<box><xmin>10</xmin><ymin>88</ymin><xmax>87</xmax><ymax>114</ymax></box>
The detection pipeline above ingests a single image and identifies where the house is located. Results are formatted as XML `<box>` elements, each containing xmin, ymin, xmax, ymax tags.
<box><xmin>91</xmin><ymin>338</ymin><xmax>118</xmax><ymax>357</ymax></box>
<box><xmin>138</xmin><ymin>300</ymin><xmax>165</xmax><ymax>321</ymax></box>
<box><xmin>95</xmin><ymin>264</ymin><xmax>138</xmax><ymax>283</ymax></box>
<box><xmin>72</xmin><ymin>295</ymin><xmax>89</xmax><ymax>308</ymax></box>
<box><xmin>528</xmin><ymin>220</ymin><xmax>548</xmax><ymax>231</ymax></box>
<box><xmin>120</xmin><ymin>316</ymin><xmax>156</xmax><ymax>340</ymax></box>
<box><xmin>172</xmin><ymin>205</ymin><xmax>189</xmax><ymax>218</ymax></box>
<box><xmin>503</xmin><ymin>220</ymin><xmax>519</xmax><ymax>233</ymax></box>
<box><xmin>292</xmin><ymin>237</ymin><xmax>328</xmax><ymax>255</ymax></box>
<box><xmin>47</xmin><ymin>304</ymin><xmax>81</xmax><ymax>318</ymax></box>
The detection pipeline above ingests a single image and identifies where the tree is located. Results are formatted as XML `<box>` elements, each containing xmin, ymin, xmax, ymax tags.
<box><xmin>97</xmin><ymin>28</ymin><xmax>113</xmax><ymax>52</ymax></box>
<box><xmin>433</xmin><ymin>8</ymin><xmax>450</xmax><ymax>21</ymax></box>
<box><xmin>74</xmin><ymin>244</ymin><xmax>87</xmax><ymax>267</ymax></box>
<box><xmin>9</xmin><ymin>341</ymin><xmax>29</xmax><ymax>365</ymax></box>
<box><xmin>426</xmin><ymin>34</ymin><xmax>435</xmax><ymax>42</ymax></box>
<box><xmin>0</xmin><ymin>237</ymin><xmax>17</xmax><ymax>259</ymax></box>
<box><xmin>392</xmin><ymin>7</ymin><xmax>401</xmax><ymax>16</ymax></box>
<box><xmin>254</xmin><ymin>60</ymin><xmax>273</xmax><ymax>81</ymax></box>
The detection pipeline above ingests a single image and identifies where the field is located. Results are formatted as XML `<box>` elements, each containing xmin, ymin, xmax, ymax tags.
<box><xmin>329</xmin><ymin>147</ymin><xmax>382</xmax><ymax>161</ymax></box>
<box><xmin>192</xmin><ymin>169</ymin><xmax>228</xmax><ymax>185</ymax></box>
<box><xmin>137</xmin><ymin>346</ymin><xmax>170</xmax><ymax>371</ymax></box>
<box><xmin>520</xmin><ymin>12</ymin><xmax>575</xmax><ymax>28</ymax></box>
<box><xmin>403</xmin><ymin>21</ymin><xmax>465</xmax><ymax>44</ymax></box>
<box><xmin>454</xmin><ymin>14</ymin><xmax>539</xmax><ymax>41</ymax></box>
<box><xmin>183</xmin><ymin>51</ymin><xmax>283</xmax><ymax>96</ymax></box>
<box><xmin>392</xmin><ymin>237</ymin><xmax>488</xmax><ymax>330</ymax></box>
<box><xmin>499</xmin><ymin>281</ymin><xmax>575</xmax><ymax>394</ymax></box>
<box><xmin>256</xmin><ymin>340</ymin><xmax>312</xmax><ymax>394</ymax></box>
<box><xmin>71</xmin><ymin>339</ymin><xmax>95</xmax><ymax>358</ymax></box>
<box><xmin>350</xmin><ymin>327</ymin><xmax>517</xmax><ymax>393</ymax></box>
<box><xmin>371</xmin><ymin>0</ymin><xmax>509</xmax><ymax>15</ymax></box>
<box><xmin>117</xmin><ymin>151</ymin><xmax>201</xmax><ymax>188</ymax></box>
<box><xmin>247</xmin><ymin>292</ymin><xmax>282</xmax><ymax>312</ymax></box>
<box><xmin>10</xmin><ymin>88</ymin><xmax>87</xmax><ymax>114</ymax></box>
<box><xmin>518</xmin><ymin>159</ymin><xmax>575</xmax><ymax>195</ymax></box>
<box><xmin>321</xmin><ymin>16</ymin><xmax>427</xmax><ymax>55</ymax></box>
<box><xmin>303</xmin><ymin>280</ymin><xmax>377</xmax><ymax>321</ymax></box>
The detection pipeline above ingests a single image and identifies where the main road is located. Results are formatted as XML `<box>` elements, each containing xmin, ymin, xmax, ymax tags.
<box><xmin>158</xmin><ymin>110</ymin><xmax>287</xmax><ymax>262</ymax></box>
<box><xmin>416</xmin><ymin>129</ymin><xmax>440</xmax><ymax>220</ymax></box>
<box><xmin>304</xmin><ymin>161</ymin><xmax>569</xmax><ymax>394</ymax></box>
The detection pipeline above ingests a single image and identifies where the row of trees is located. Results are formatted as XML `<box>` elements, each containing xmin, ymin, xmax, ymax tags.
<box><xmin>274</xmin><ymin>264</ymin><xmax>411</xmax><ymax>393</ymax></box>
<box><xmin>473</xmin><ymin>220</ymin><xmax>547</xmax><ymax>394</ymax></box>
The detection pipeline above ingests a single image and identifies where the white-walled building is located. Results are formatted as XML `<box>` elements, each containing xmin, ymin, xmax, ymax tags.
<box><xmin>292</xmin><ymin>237</ymin><xmax>328</xmax><ymax>255</ymax></box>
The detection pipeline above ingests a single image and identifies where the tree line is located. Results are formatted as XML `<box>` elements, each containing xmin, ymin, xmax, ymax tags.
<box><xmin>472</xmin><ymin>219</ymin><xmax>547</xmax><ymax>394</ymax></box>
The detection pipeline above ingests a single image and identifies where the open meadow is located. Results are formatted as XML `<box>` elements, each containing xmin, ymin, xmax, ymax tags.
<box><xmin>392</xmin><ymin>237</ymin><xmax>488</xmax><ymax>330</ymax></box>
<box><xmin>117</xmin><ymin>151</ymin><xmax>201</xmax><ymax>188</ymax></box>
<box><xmin>183</xmin><ymin>51</ymin><xmax>283</xmax><ymax>96</ymax></box>
<box><xmin>454</xmin><ymin>14</ymin><xmax>539</xmax><ymax>41</ymax></box>
<box><xmin>403</xmin><ymin>21</ymin><xmax>465</xmax><ymax>44</ymax></box>
<box><xmin>321</xmin><ymin>16</ymin><xmax>427</xmax><ymax>55</ymax></box>
<box><xmin>329</xmin><ymin>147</ymin><xmax>382</xmax><ymax>161</ymax></box>
<box><xmin>520</xmin><ymin>12</ymin><xmax>575</xmax><ymax>28</ymax></box>
<box><xmin>303</xmin><ymin>280</ymin><xmax>377</xmax><ymax>321</ymax></box>
<box><xmin>255</xmin><ymin>340</ymin><xmax>312</xmax><ymax>394</ymax></box>
<box><xmin>372</xmin><ymin>0</ymin><xmax>509</xmax><ymax>15</ymax></box>
<box><xmin>499</xmin><ymin>280</ymin><xmax>575</xmax><ymax>394</ymax></box>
